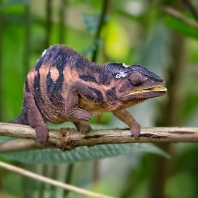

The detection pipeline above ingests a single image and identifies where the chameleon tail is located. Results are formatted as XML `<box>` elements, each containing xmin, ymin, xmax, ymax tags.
<box><xmin>9</xmin><ymin>106</ymin><xmax>28</xmax><ymax>125</ymax></box>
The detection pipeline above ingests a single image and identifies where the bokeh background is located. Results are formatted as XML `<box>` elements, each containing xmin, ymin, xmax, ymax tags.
<box><xmin>0</xmin><ymin>0</ymin><xmax>198</xmax><ymax>197</ymax></box>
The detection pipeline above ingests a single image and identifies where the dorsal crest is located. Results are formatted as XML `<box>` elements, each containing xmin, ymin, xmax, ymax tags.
<box><xmin>104</xmin><ymin>62</ymin><xmax>163</xmax><ymax>82</ymax></box>
<box><xmin>104</xmin><ymin>62</ymin><xmax>130</xmax><ymax>75</ymax></box>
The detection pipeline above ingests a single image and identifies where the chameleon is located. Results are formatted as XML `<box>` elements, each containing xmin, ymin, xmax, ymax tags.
<box><xmin>10</xmin><ymin>44</ymin><xmax>167</xmax><ymax>143</ymax></box>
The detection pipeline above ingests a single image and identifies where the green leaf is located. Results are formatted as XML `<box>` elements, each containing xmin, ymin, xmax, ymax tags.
<box><xmin>81</xmin><ymin>39</ymin><xmax>101</xmax><ymax>58</ymax></box>
<box><xmin>0</xmin><ymin>143</ymin><xmax>170</xmax><ymax>164</ymax></box>
<box><xmin>103</xmin><ymin>19</ymin><xmax>131</xmax><ymax>61</ymax></box>
<box><xmin>1</xmin><ymin>0</ymin><xmax>30</xmax><ymax>7</ymax></box>
<box><xmin>82</xmin><ymin>13</ymin><xmax>100</xmax><ymax>33</ymax></box>
<box><xmin>164</xmin><ymin>15</ymin><xmax>198</xmax><ymax>40</ymax></box>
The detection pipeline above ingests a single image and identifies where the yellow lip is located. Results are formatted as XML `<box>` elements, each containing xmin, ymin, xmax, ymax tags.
<box><xmin>126</xmin><ymin>85</ymin><xmax>167</xmax><ymax>96</ymax></box>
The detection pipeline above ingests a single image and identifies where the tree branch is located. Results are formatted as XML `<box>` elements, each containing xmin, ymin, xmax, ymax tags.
<box><xmin>163</xmin><ymin>6</ymin><xmax>198</xmax><ymax>29</ymax></box>
<box><xmin>182</xmin><ymin>0</ymin><xmax>198</xmax><ymax>22</ymax></box>
<box><xmin>0</xmin><ymin>123</ymin><xmax>198</xmax><ymax>152</ymax></box>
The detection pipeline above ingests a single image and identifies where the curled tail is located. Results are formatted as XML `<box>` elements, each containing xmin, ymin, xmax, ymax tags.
<box><xmin>9</xmin><ymin>106</ymin><xmax>28</xmax><ymax>125</ymax></box>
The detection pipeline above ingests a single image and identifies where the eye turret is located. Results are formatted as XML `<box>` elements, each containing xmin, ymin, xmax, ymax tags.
<box><xmin>129</xmin><ymin>72</ymin><xmax>146</xmax><ymax>86</ymax></box>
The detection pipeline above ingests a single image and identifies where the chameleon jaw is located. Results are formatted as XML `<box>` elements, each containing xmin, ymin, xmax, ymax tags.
<box><xmin>126</xmin><ymin>85</ymin><xmax>167</xmax><ymax>96</ymax></box>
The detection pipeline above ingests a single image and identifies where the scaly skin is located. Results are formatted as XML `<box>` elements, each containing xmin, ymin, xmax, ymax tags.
<box><xmin>10</xmin><ymin>44</ymin><xmax>166</xmax><ymax>143</ymax></box>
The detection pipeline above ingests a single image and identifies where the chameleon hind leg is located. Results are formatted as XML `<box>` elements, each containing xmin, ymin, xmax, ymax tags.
<box><xmin>74</xmin><ymin>121</ymin><xmax>92</xmax><ymax>134</ymax></box>
<box><xmin>24</xmin><ymin>91</ymin><xmax>49</xmax><ymax>143</ymax></box>
<box><xmin>9</xmin><ymin>104</ymin><xmax>28</xmax><ymax>125</ymax></box>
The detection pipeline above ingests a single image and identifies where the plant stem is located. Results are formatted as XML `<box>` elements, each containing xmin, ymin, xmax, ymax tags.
<box><xmin>91</xmin><ymin>0</ymin><xmax>109</xmax><ymax>62</ymax></box>
<box><xmin>49</xmin><ymin>165</ymin><xmax>58</xmax><ymax>198</ymax></box>
<box><xmin>63</xmin><ymin>164</ymin><xmax>74</xmax><ymax>197</ymax></box>
<box><xmin>45</xmin><ymin>0</ymin><xmax>52</xmax><ymax>48</ymax></box>
<box><xmin>23</xmin><ymin>3</ymin><xmax>31</xmax><ymax>76</ymax></box>
<box><xmin>59</xmin><ymin>0</ymin><xmax>67</xmax><ymax>44</ymax></box>
<box><xmin>0</xmin><ymin>0</ymin><xmax>3</xmax><ymax>121</ymax></box>
<box><xmin>38</xmin><ymin>165</ymin><xmax>48</xmax><ymax>198</ymax></box>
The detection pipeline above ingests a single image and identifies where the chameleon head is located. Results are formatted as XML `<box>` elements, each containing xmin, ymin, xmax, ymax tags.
<box><xmin>104</xmin><ymin>63</ymin><xmax>167</xmax><ymax>108</ymax></box>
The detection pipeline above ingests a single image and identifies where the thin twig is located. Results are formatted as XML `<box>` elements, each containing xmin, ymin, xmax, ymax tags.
<box><xmin>182</xmin><ymin>0</ymin><xmax>198</xmax><ymax>22</ymax></box>
<box><xmin>163</xmin><ymin>6</ymin><xmax>198</xmax><ymax>29</ymax></box>
<box><xmin>0</xmin><ymin>161</ymin><xmax>114</xmax><ymax>198</ymax></box>
<box><xmin>0</xmin><ymin>123</ymin><xmax>198</xmax><ymax>152</ymax></box>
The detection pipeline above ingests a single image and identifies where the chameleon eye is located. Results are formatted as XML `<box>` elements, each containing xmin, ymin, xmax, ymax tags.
<box><xmin>129</xmin><ymin>72</ymin><xmax>144</xmax><ymax>86</ymax></box>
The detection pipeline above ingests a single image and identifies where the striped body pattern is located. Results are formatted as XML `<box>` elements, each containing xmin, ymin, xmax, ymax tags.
<box><xmin>11</xmin><ymin>44</ymin><xmax>166</xmax><ymax>143</ymax></box>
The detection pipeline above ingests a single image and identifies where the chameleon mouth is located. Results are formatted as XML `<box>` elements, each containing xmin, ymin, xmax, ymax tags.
<box><xmin>126</xmin><ymin>85</ymin><xmax>167</xmax><ymax>95</ymax></box>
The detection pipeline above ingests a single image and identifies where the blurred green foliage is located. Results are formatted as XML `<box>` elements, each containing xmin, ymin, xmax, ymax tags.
<box><xmin>0</xmin><ymin>0</ymin><xmax>198</xmax><ymax>198</ymax></box>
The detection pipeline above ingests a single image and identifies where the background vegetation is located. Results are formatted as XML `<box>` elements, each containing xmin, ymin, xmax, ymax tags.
<box><xmin>0</xmin><ymin>0</ymin><xmax>198</xmax><ymax>197</ymax></box>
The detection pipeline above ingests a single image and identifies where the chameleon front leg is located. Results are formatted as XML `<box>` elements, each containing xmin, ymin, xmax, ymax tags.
<box><xmin>65</xmin><ymin>81</ymin><xmax>97</xmax><ymax>132</ymax></box>
<box><xmin>113</xmin><ymin>109</ymin><xmax>140</xmax><ymax>138</ymax></box>
<box><xmin>24</xmin><ymin>91</ymin><xmax>48</xmax><ymax>143</ymax></box>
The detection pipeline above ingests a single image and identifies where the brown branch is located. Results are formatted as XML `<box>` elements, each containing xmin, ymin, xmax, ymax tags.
<box><xmin>0</xmin><ymin>123</ymin><xmax>198</xmax><ymax>153</ymax></box>
<box><xmin>182</xmin><ymin>0</ymin><xmax>198</xmax><ymax>22</ymax></box>
<box><xmin>163</xmin><ymin>6</ymin><xmax>198</xmax><ymax>29</ymax></box>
